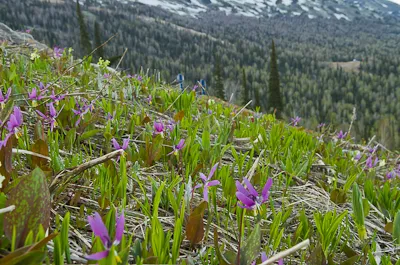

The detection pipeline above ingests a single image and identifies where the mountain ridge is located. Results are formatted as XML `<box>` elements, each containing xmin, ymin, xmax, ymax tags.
<box><xmin>123</xmin><ymin>0</ymin><xmax>400</xmax><ymax>20</ymax></box>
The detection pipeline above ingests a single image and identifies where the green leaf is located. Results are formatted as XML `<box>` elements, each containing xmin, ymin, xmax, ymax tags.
<box><xmin>202</xmin><ymin>130</ymin><xmax>210</xmax><ymax>151</ymax></box>
<box><xmin>240</xmin><ymin>223</ymin><xmax>261</xmax><ymax>265</ymax></box>
<box><xmin>340</xmin><ymin>255</ymin><xmax>360</xmax><ymax>265</ymax></box>
<box><xmin>352</xmin><ymin>184</ymin><xmax>366</xmax><ymax>240</ymax></box>
<box><xmin>4</xmin><ymin>168</ymin><xmax>51</xmax><ymax>247</ymax></box>
<box><xmin>80</xmin><ymin>129</ymin><xmax>100</xmax><ymax>141</ymax></box>
<box><xmin>0</xmin><ymin>233</ymin><xmax>57</xmax><ymax>265</ymax></box>
<box><xmin>213</xmin><ymin>228</ymin><xmax>234</xmax><ymax>265</ymax></box>
<box><xmin>393</xmin><ymin>211</ymin><xmax>400</xmax><ymax>245</ymax></box>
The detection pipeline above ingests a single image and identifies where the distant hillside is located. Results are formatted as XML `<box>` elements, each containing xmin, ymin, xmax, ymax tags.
<box><xmin>0</xmin><ymin>0</ymin><xmax>399</xmax><ymax>149</ymax></box>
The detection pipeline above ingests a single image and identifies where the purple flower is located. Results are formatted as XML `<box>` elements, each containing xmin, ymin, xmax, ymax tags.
<box><xmin>53</xmin><ymin>46</ymin><xmax>64</xmax><ymax>58</ymax></box>
<box><xmin>168</xmin><ymin>139</ymin><xmax>185</xmax><ymax>156</ymax></box>
<box><xmin>291</xmin><ymin>116</ymin><xmax>301</xmax><ymax>126</ymax></box>
<box><xmin>25</xmin><ymin>29</ymin><xmax>31</xmax><ymax>34</ymax></box>
<box><xmin>386</xmin><ymin>165</ymin><xmax>399</xmax><ymax>179</ymax></box>
<box><xmin>128</xmin><ymin>74</ymin><xmax>142</xmax><ymax>82</ymax></box>
<box><xmin>39</xmin><ymin>82</ymin><xmax>49</xmax><ymax>93</ymax></box>
<box><xmin>112</xmin><ymin>137</ymin><xmax>130</xmax><ymax>151</ymax></box>
<box><xmin>365</xmin><ymin>156</ymin><xmax>378</xmax><ymax>169</ymax></box>
<box><xmin>0</xmin><ymin>87</ymin><xmax>11</xmax><ymax>108</ymax></box>
<box><xmin>111</xmin><ymin>137</ymin><xmax>129</xmax><ymax>162</ymax></box>
<box><xmin>192</xmin><ymin>84</ymin><xmax>199</xmax><ymax>91</ymax></box>
<box><xmin>28</xmin><ymin>87</ymin><xmax>44</xmax><ymax>107</ymax></box>
<box><xmin>354</xmin><ymin>152</ymin><xmax>362</xmax><ymax>161</ymax></box>
<box><xmin>85</xmin><ymin>211</ymin><xmax>125</xmax><ymax>262</ymax></box>
<box><xmin>146</xmin><ymin>95</ymin><xmax>152</xmax><ymax>105</ymax></box>
<box><xmin>337</xmin><ymin>130</ymin><xmax>348</xmax><ymax>139</ymax></box>
<box><xmin>72</xmin><ymin>100</ymin><xmax>94</xmax><ymax>127</ymax></box>
<box><xmin>7</xmin><ymin>107</ymin><xmax>23</xmax><ymax>137</ymax></box>
<box><xmin>194</xmin><ymin>163</ymin><xmax>220</xmax><ymax>202</ymax></box>
<box><xmin>153</xmin><ymin>121</ymin><xmax>165</xmax><ymax>137</ymax></box>
<box><xmin>106</xmin><ymin>111</ymin><xmax>116</xmax><ymax>121</ymax></box>
<box><xmin>166</xmin><ymin>120</ymin><xmax>175</xmax><ymax>133</ymax></box>
<box><xmin>36</xmin><ymin>102</ymin><xmax>62</xmax><ymax>131</ymax></box>
<box><xmin>251</xmin><ymin>252</ymin><xmax>268</xmax><ymax>265</ymax></box>
<box><xmin>317</xmin><ymin>123</ymin><xmax>326</xmax><ymax>129</ymax></box>
<box><xmin>50</xmin><ymin>90</ymin><xmax>66</xmax><ymax>105</ymax></box>
<box><xmin>236</xmin><ymin>177</ymin><xmax>272</xmax><ymax>210</ymax></box>
<box><xmin>386</xmin><ymin>171</ymin><xmax>396</xmax><ymax>179</ymax></box>
<box><xmin>368</xmin><ymin>146</ymin><xmax>378</xmax><ymax>154</ymax></box>
<box><xmin>104</xmin><ymin>73</ymin><xmax>111</xmax><ymax>79</ymax></box>
<box><xmin>207</xmin><ymin>110</ymin><xmax>213</xmax><ymax>115</ymax></box>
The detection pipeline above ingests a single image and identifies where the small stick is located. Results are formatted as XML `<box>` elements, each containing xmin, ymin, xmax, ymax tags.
<box><xmin>12</xmin><ymin>148</ymin><xmax>51</xmax><ymax>161</ymax></box>
<box><xmin>0</xmin><ymin>205</ymin><xmax>15</xmax><ymax>214</ymax></box>
<box><xmin>258</xmin><ymin>239</ymin><xmax>310</xmax><ymax>265</ymax></box>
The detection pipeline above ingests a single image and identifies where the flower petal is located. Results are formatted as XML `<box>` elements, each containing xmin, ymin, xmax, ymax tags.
<box><xmin>278</xmin><ymin>258</ymin><xmax>284</xmax><ymax>265</ymax></box>
<box><xmin>85</xmin><ymin>250</ymin><xmax>110</xmax><ymax>260</ymax></box>
<box><xmin>262</xmin><ymin>178</ymin><xmax>273</xmax><ymax>201</ymax></box>
<box><xmin>111</xmin><ymin>138</ymin><xmax>121</xmax><ymax>150</ymax></box>
<box><xmin>236</xmin><ymin>180</ymin><xmax>250</xmax><ymax>197</ymax></box>
<box><xmin>203</xmin><ymin>186</ymin><xmax>209</xmax><ymax>202</ymax></box>
<box><xmin>122</xmin><ymin>137</ymin><xmax>130</xmax><ymax>150</ymax></box>
<box><xmin>243</xmin><ymin>178</ymin><xmax>258</xmax><ymax>197</ymax></box>
<box><xmin>113</xmin><ymin>211</ymin><xmax>125</xmax><ymax>245</ymax></box>
<box><xmin>199</xmin><ymin>173</ymin><xmax>207</xmax><ymax>183</ymax></box>
<box><xmin>88</xmin><ymin>212</ymin><xmax>110</xmax><ymax>246</ymax></box>
<box><xmin>236</xmin><ymin>192</ymin><xmax>255</xmax><ymax>208</ymax></box>
<box><xmin>261</xmin><ymin>252</ymin><xmax>268</xmax><ymax>262</ymax></box>
<box><xmin>206</xmin><ymin>180</ymin><xmax>220</xmax><ymax>187</ymax></box>
<box><xmin>208</xmin><ymin>163</ymin><xmax>219</xmax><ymax>179</ymax></box>
<box><xmin>176</xmin><ymin>139</ymin><xmax>185</xmax><ymax>150</ymax></box>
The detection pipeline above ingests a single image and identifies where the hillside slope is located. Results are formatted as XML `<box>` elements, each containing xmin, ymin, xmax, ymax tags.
<box><xmin>129</xmin><ymin>0</ymin><xmax>400</xmax><ymax>20</ymax></box>
<box><xmin>0</xmin><ymin>27</ymin><xmax>399</xmax><ymax>264</ymax></box>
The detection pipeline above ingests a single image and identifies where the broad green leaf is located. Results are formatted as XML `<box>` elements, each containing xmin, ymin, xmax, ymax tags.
<box><xmin>0</xmin><ymin>233</ymin><xmax>57</xmax><ymax>264</ymax></box>
<box><xmin>80</xmin><ymin>129</ymin><xmax>100</xmax><ymax>141</ymax></box>
<box><xmin>4</xmin><ymin>168</ymin><xmax>51</xmax><ymax>247</ymax></box>
<box><xmin>240</xmin><ymin>223</ymin><xmax>261</xmax><ymax>265</ymax></box>
<box><xmin>393</xmin><ymin>211</ymin><xmax>400</xmax><ymax>245</ymax></box>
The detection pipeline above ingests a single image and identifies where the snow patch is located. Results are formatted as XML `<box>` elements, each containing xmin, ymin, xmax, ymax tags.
<box><xmin>334</xmin><ymin>13</ymin><xmax>349</xmax><ymax>20</ymax></box>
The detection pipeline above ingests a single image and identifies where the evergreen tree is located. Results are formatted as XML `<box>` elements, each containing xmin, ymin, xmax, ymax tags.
<box><xmin>94</xmin><ymin>21</ymin><xmax>104</xmax><ymax>59</ymax></box>
<box><xmin>242</xmin><ymin>68</ymin><xmax>251</xmax><ymax>106</ymax></box>
<box><xmin>267</xmin><ymin>40</ymin><xmax>283</xmax><ymax>117</ymax></box>
<box><xmin>76</xmin><ymin>0</ymin><xmax>92</xmax><ymax>55</ymax></box>
<box><xmin>214</xmin><ymin>53</ymin><xmax>224</xmax><ymax>100</ymax></box>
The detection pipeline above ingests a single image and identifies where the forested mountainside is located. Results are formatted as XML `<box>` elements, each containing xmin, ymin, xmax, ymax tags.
<box><xmin>1</xmin><ymin>0</ymin><xmax>399</xmax><ymax>148</ymax></box>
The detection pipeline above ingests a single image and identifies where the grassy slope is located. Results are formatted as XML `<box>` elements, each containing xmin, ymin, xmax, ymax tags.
<box><xmin>0</xmin><ymin>41</ymin><xmax>399</xmax><ymax>264</ymax></box>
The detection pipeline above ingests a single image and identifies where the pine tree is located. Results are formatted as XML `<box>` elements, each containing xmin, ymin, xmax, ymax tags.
<box><xmin>267</xmin><ymin>40</ymin><xmax>283</xmax><ymax>117</ymax></box>
<box><xmin>242</xmin><ymin>68</ymin><xmax>251</xmax><ymax>106</ymax></box>
<box><xmin>76</xmin><ymin>0</ymin><xmax>92</xmax><ymax>55</ymax></box>
<box><xmin>214</xmin><ymin>53</ymin><xmax>225</xmax><ymax>100</ymax></box>
<box><xmin>94</xmin><ymin>21</ymin><xmax>104</xmax><ymax>59</ymax></box>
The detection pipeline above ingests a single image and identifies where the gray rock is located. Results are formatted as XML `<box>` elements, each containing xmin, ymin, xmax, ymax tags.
<box><xmin>0</xmin><ymin>23</ymin><xmax>49</xmax><ymax>51</ymax></box>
